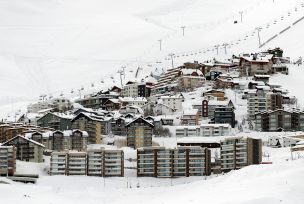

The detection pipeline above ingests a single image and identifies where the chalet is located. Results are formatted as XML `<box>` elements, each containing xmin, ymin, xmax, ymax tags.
<box><xmin>1</xmin><ymin>135</ymin><xmax>44</xmax><ymax>163</ymax></box>
<box><xmin>119</xmin><ymin>97</ymin><xmax>148</xmax><ymax>107</ymax></box>
<box><xmin>110</xmin><ymin>117</ymin><xmax>127</xmax><ymax>136</ymax></box>
<box><xmin>119</xmin><ymin>105</ymin><xmax>144</xmax><ymax>115</ymax></box>
<box><xmin>37</xmin><ymin>112</ymin><xmax>73</xmax><ymax>131</ymax></box>
<box><xmin>75</xmin><ymin>91</ymin><xmax>119</xmax><ymax>109</ymax></box>
<box><xmin>103</xmin><ymin>99</ymin><xmax>120</xmax><ymax>111</ymax></box>
<box><xmin>178</xmin><ymin>69</ymin><xmax>205</xmax><ymax>90</ymax></box>
<box><xmin>213</xmin><ymin>77</ymin><xmax>236</xmax><ymax>89</ymax></box>
<box><xmin>153</xmin><ymin>103</ymin><xmax>176</xmax><ymax>115</ymax></box>
<box><xmin>202</xmin><ymin>89</ymin><xmax>226</xmax><ymax>101</ymax></box>
<box><xmin>125</xmin><ymin>117</ymin><xmax>154</xmax><ymax>149</ymax></box>
<box><xmin>239</xmin><ymin>53</ymin><xmax>274</xmax><ymax>76</ymax></box>
<box><xmin>110</xmin><ymin>85</ymin><xmax>122</xmax><ymax>93</ymax></box>
<box><xmin>253</xmin><ymin>74</ymin><xmax>270</xmax><ymax>83</ymax></box>
<box><xmin>72</xmin><ymin>112</ymin><xmax>103</xmax><ymax>144</ymax></box>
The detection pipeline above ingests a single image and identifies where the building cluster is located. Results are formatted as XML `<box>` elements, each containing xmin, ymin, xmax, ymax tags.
<box><xmin>0</xmin><ymin>47</ymin><xmax>295</xmax><ymax>179</ymax></box>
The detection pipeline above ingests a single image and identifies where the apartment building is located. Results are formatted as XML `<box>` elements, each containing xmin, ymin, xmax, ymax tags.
<box><xmin>1</xmin><ymin>135</ymin><xmax>44</xmax><ymax>163</ymax></box>
<box><xmin>0</xmin><ymin>146</ymin><xmax>16</xmax><ymax>176</ymax></box>
<box><xmin>178</xmin><ymin>69</ymin><xmax>205</xmax><ymax>90</ymax></box>
<box><xmin>103</xmin><ymin>150</ymin><xmax>124</xmax><ymax>177</ymax></box>
<box><xmin>239</xmin><ymin>53</ymin><xmax>274</xmax><ymax>76</ymax></box>
<box><xmin>220</xmin><ymin>137</ymin><xmax>262</xmax><ymax>172</ymax></box>
<box><xmin>175</xmin><ymin>124</ymin><xmax>231</xmax><ymax>137</ymax></box>
<box><xmin>203</xmin><ymin>89</ymin><xmax>226</xmax><ymax>101</ymax></box>
<box><xmin>28</xmin><ymin>97</ymin><xmax>72</xmax><ymax>113</ymax></box>
<box><xmin>137</xmin><ymin>146</ymin><xmax>211</xmax><ymax>178</ymax></box>
<box><xmin>213</xmin><ymin>107</ymin><xmax>236</xmax><ymax>128</ymax></box>
<box><xmin>125</xmin><ymin>117</ymin><xmax>154</xmax><ymax>149</ymax></box>
<box><xmin>50</xmin><ymin>152</ymin><xmax>67</xmax><ymax>175</ymax></box>
<box><xmin>87</xmin><ymin>148</ymin><xmax>103</xmax><ymax>176</ymax></box>
<box><xmin>255</xmin><ymin>109</ymin><xmax>304</xmax><ymax>132</ymax></box>
<box><xmin>159</xmin><ymin>95</ymin><xmax>184</xmax><ymax>112</ymax></box>
<box><xmin>50</xmin><ymin>149</ymin><xmax>124</xmax><ymax>177</ymax></box>
<box><xmin>28</xmin><ymin>130</ymin><xmax>88</xmax><ymax>151</ymax></box>
<box><xmin>121</xmin><ymin>81</ymin><xmax>153</xmax><ymax>98</ymax></box>
<box><xmin>75</xmin><ymin>91</ymin><xmax>119</xmax><ymax>109</ymax></box>
<box><xmin>197</xmin><ymin>99</ymin><xmax>234</xmax><ymax>120</ymax></box>
<box><xmin>37</xmin><ymin>112</ymin><xmax>73</xmax><ymax>131</ymax></box>
<box><xmin>72</xmin><ymin>112</ymin><xmax>103</xmax><ymax>144</ymax></box>
<box><xmin>67</xmin><ymin>152</ymin><xmax>87</xmax><ymax>176</ymax></box>
<box><xmin>180</xmin><ymin>109</ymin><xmax>199</xmax><ymax>126</ymax></box>
<box><xmin>247</xmin><ymin>92</ymin><xmax>282</xmax><ymax>120</ymax></box>
<box><xmin>119</xmin><ymin>97</ymin><xmax>148</xmax><ymax>107</ymax></box>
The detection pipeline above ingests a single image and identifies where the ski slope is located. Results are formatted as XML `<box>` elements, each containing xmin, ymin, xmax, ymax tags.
<box><xmin>1</xmin><ymin>0</ymin><xmax>304</xmax><ymax>108</ymax></box>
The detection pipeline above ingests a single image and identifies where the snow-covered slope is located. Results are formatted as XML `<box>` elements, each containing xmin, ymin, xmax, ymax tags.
<box><xmin>0</xmin><ymin>148</ymin><xmax>303</xmax><ymax>204</ymax></box>
<box><xmin>1</xmin><ymin>0</ymin><xmax>304</xmax><ymax>107</ymax></box>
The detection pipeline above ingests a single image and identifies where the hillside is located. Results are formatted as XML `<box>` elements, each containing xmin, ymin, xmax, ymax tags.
<box><xmin>1</xmin><ymin>0</ymin><xmax>304</xmax><ymax>111</ymax></box>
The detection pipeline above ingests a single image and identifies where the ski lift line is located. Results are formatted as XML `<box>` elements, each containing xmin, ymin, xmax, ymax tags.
<box><xmin>279</xmin><ymin>26</ymin><xmax>291</xmax><ymax>34</ymax></box>
<box><xmin>292</xmin><ymin>15</ymin><xmax>304</xmax><ymax>25</ymax></box>
<box><xmin>161</xmin><ymin>1</ymin><xmax>303</xmax><ymax>58</ymax></box>
<box><xmin>33</xmin><ymin>1</ymin><xmax>304</xmax><ymax>99</ymax></box>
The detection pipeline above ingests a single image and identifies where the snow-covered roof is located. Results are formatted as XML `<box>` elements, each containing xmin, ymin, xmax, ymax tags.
<box><xmin>52</xmin><ymin>112</ymin><xmax>75</xmax><ymax>120</ymax></box>
<box><xmin>2</xmin><ymin>135</ymin><xmax>45</xmax><ymax>148</ymax></box>
<box><xmin>180</xmin><ymin>69</ymin><xmax>203</xmax><ymax>76</ymax></box>
<box><xmin>183</xmin><ymin>109</ymin><xmax>198</xmax><ymax>116</ymax></box>
<box><xmin>208</xmin><ymin>100</ymin><xmax>230</xmax><ymax>106</ymax></box>
<box><xmin>241</xmin><ymin>53</ymin><xmax>273</xmax><ymax>63</ymax></box>
<box><xmin>119</xmin><ymin>97</ymin><xmax>147</xmax><ymax>102</ymax></box>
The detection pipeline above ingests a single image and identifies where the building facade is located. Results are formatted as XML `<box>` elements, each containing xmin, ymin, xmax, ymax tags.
<box><xmin>50</xmin><ymin>149</ymin><xmax>124</xmax><ymax>177</ymax></box>
<box><xmin>0</xmin><ymin>146</ymin><xmax>16</xmax><ymax>176</ymax></box>
<box><xmin>175</xmin><ymin>124</ymin><xmax>231</xmax><ymax>137</ymax></box>
<box><xmin>137</xmin><ymin>146</ymin><xmax>211</xmax><ymax>178</ymax></box>
<box><xmin>1</xmin><ymin>135</ymin><xmax>44</xmax><ymax>163</ymax></box>
<box><xmin>255</xmin><ymin>109</ymin><xmax>304</xmax><ymax>132</ymax></box>
<box><xmin>125</xmin><ymin>117</ymin><xmax>154</xmax><ymax>149</ymax></box>
<box><xmin>72</xmin><ymin>113</ymin><xmax>103</xmax><ymax>144</ymax></box>
<box><xmin>220</xmin><ymin>137</ymin><xmax>262</xmax><ymax>172</ymax></box>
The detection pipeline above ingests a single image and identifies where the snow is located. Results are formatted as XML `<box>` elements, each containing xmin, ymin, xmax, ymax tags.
<box><xmin>0</xmin><ymin>147</ymin><xmax>303</xmax><ymax>204</ymax></box>
<box><xmin>1</xmin><ymin>0</ymin><xmax>304</xmax><ymax>203</ymax></box>
<box><xmin>0</xmin><ymin>0</ymin><xmax>303</xmax><ymax>111</ymax></box>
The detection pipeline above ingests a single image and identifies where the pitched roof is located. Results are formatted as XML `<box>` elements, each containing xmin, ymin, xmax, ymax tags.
<box><xmin>125</xmin><ymin>116</ymin><xmax>154</xmax><ymax>127</ymax></box>
<box><xmin>1</xmin><ymin>135</ymin><xmax>45</xmax><ymax>148</ymax></box>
